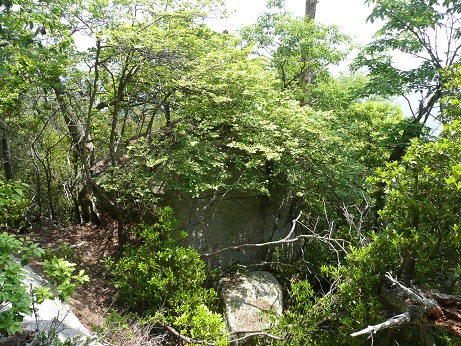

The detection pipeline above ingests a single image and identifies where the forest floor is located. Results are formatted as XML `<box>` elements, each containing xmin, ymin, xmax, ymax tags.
<box><xmin>27</xmin><ymin>221</ymin><xmax>170</xmax><ymax>345</ymax></box>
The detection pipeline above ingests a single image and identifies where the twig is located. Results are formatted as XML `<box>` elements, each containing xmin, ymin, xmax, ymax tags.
<box><xmin>158</xmin><ymin>322</ymin><xmax>217</xmax><ymax>345</ymax></box>
<box><xmin>230</xmin><ymin>330</ymin><xmax>285</xmax><ymax>343</ymax></box>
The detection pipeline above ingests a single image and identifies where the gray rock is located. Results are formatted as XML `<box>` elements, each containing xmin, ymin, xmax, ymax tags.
<box><xmin>221</xmin><ymin>271</ymin><xmax>283</xmax><ymax>342</ymax></box>
<box><xmin>0</xmin><ymin>263</ymin><xmax>105</xmax><ymax>346</ymax></box>
<box><xmin>162</xmin><ymin>190</ymin><xmax>297</xmax><ymax>268</ymax></box>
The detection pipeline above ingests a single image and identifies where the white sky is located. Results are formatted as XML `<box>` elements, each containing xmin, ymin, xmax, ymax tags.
<box><xmin>217</xmin><ymin>0</ymin><xmax>379</xmax><ymax>45</ymax></box>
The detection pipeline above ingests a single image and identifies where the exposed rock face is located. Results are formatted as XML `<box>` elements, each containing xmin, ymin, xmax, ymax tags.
<box><xmin>163</xmin><ymin>190</ymin><xmax>296</xmax><ymax>268</ymax></box>
<box><xmin>220</xmin><ymin>271</ymin><xmax>283</xmax><ymax>342</ymax></box>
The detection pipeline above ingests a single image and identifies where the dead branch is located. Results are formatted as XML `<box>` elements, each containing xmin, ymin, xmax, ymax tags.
<box><xmin>203</xmin><ymin>212</ymin><xmax>350</xmax><ymax>258</ymax></box>
<box><xmin>384</xmin><ymin>272</ymin><xmax>437</xmax><ymax>310</ymax></box>
<box><xmin>350</xmin><ymin>312</ymin><xmax>411</xmax><ymax>337</ymax></box>
<box><xmin>229</xmin><ymin>330</ymin><xmax>285</xmax><ymax>343</ymax></box>
<box><xmin>351</xmin><ymin>272</ymin><xmax>461</xmax><ymax>338</ymax></box>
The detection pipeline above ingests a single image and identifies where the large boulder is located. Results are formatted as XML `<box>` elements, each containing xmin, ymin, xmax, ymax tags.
<box><xmin>220</xmin><ymin>271</ymin><xmax>283</xmax><ymax>343</ymax></box>
<box><xmin>163</xmin><ymin>190</ymin><xmax>296</xmax><ymax>268</ymax></box>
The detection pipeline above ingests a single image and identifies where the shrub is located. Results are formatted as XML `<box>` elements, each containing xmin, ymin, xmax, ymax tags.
<box><xmin>0</xmin><ymin>180</ymin><xmax>28</xmax><ymax>230</ymax></box>
<box><xmin>106</xmin><ymin>207</ymin><xmax>227</xmax><ymax>344</ymax></box>
<box><xmin>0</xmin><ymin>181</ymin><xmax>89</xmax><ymax>337</ymax></box>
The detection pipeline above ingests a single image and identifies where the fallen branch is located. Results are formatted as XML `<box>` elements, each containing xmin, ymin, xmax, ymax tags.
<box><xmin>351</xmin><ymin>272</ymin><xmax>461</xmax><ymax>338</ymax></box>
<box><xmin>350</xmin><ymin>312</ymin><xmax>410</xmax><ymax>337</ymax></box>
<box><xmin>384</xmin><ymin>272</ymin><xmax>437</xmax><ymax>310</ymax></box>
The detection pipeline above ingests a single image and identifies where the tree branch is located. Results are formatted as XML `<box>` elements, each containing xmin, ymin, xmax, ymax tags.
<box><xmin>350</xmin><ymin>312</ymin><xmax>411</xmax><ymax>337</ymax></box>
<box><xmin>230</xmin><ymin>330</ymin><xmax>285</xmax><ymax>343</ymax></box>
<box><xmin>351</xmin><ymin>273</ymin><xmax>461</xmax><ymax>338</ymax></box>
<box><xmin>202</xmin><ymin>212</ymin><xmax>350</xmax><ymax>258</ymax></box>
<box><xmin>157</xmin><ymin>322</ymin><xmax>217</xmax><ymax>345</ymax></box>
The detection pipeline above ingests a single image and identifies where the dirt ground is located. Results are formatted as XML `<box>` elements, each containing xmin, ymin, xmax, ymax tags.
<box><xmin>27</xmin><ymin>221</ymin><xmax>173</xmax><ymax>345</ymax></box>
<box><xmin>22</xmin><ymin>221</ymin><xmax>184</xmax><ymax>346</ymax></box>
<box><xmin>29</xmin><ymin>222</ymin><xmax>119</xmax><ymax>330</ymax></box>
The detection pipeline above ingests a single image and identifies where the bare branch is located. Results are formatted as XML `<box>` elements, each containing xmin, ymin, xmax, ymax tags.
<box><xmin>385</xmin><ymin>272</ymin><xmax>437</xmax><ymax>310</ymax></box>
<box><xmin>158</xmin><ymin>322</ymin><xmax>217</xmax><ymax>345</ymax></box>
<box><xmin>350</xmin><ymin>312</ymin><xmax>411</xmax><ymax>337</ymax></box>
<box><xmin>203</xmin><ymin>212</ymin><xmax>351</xmax><ymax>258</ymax></box>
<box><xmin>203</xmin><ymin>212</ymin><xmax>303</xmax><ymax>258</ymax></box>
<box><xmin>351</xmin><ymin>273</ymin><xmax>461</xmax><ymax>338</ymax></box>
<box><xmin>230</xmin><ymin>330</ymin><xmax>285</xmax><ymax>343</ymax></box>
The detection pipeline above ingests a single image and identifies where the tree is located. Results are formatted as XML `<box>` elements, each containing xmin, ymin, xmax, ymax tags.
<box><xmin>240</xmin><ymin>3</ymin><xmax>351</xmax><ymax>105</ymax></box>
<box><xmin>352</xmin><ymin>0</ymin><xmax>461</xmax><ymax>160</ymax></box>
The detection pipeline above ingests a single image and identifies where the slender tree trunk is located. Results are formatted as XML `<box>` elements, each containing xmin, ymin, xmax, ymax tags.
<box><xmin>305</xmin><ymin>0</ymin><xmax>317</xmax><ymax>20</ymax></box>
<box><xmin>44</xmin><ymin>158</ymin><xmax>56</xmax><ymax>220</ymax></box>
<box><xmin>298</xmin><ymin>0</ymin><xmax>318</xmax><ymax>105</ymax></box>
<box><xmin>1</xmin><ymin>120</ymin><xmax>13</xmax><ymax>181</ymax></box>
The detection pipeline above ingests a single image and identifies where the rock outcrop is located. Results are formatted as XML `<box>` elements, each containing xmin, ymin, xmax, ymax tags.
<box><xmin>163</xmin><ymin>190</ymin><xmax>296</xmax><ymax>268</ymax></box>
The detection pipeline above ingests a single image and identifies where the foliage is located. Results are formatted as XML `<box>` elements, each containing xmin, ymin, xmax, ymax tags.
<box><xmin>35</xmin><ymin>324</ymin><xmax>86</xmax><ymax>346</ymax></box>
<box><xmin>0</xmin><ymin>232</ymin><xmax>43</xmax><ymax>336</ymax></box>
<box><xmin>372</xmin><ymin>120</ymin><xmax>461</xmax><ymax>287</ymax></box>
<box><xmin>442</xmin><ymin>65</ymin><xmax>461</xmax><ymax>122</ymax></box>
<box><xmin>5</xmin><ymin>0</ymin><xmax>461</xmax><ymax>344</ymax></box>
<box><xmin>0</xmin><ymin>179</ymin><xmax>28</xmax><ymax>229</ymax></box>
<box><xmin>43</xmin><ymin>242</ymin><xmax>83</xmax><ymax>266</ymax></box>
<box><xmin>352</xmin><ymin>0</ymin><xmax>461</xmax><ymax>126</ymax></box>
<box><xmin>43</xmin><ymin>257</ymin><xmax>89</xmax><ymax>303</ymax></box>
<box><xmin>0</xmin><ymin>230</ymin><xmax>89</xmax><ymax>336</ymax></box>
<box><xmin>275</xmin><ymin>120</ymin><xmax>461</xmax><ymax>345</ymax></box>
<box><xmin>266</xmin><ymin>280</ymin><xmax>320</xmax><ymax>345</ymax></box>
<box><xmin>240</xmin><ymin>5</ymin><xmax>351</xmax><ymax>101</ymax></box>
<box><xmin>0</xmin><ymin>184</ymin><xmax>89</xmax><ymax>337</ymax></box>
<box><xmin>92</xmin><ymin>309</ymin><xmax>136</xmax><ymax>344</ymax></box>
<box><xmin>106</xmin><ymin>207</ymin><xmax>227</xmax><ymax>344</ymax></box>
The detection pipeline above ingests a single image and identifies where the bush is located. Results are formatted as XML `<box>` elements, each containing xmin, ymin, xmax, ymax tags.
<box><xmin>0</xmin><ymin>181</ymin><xmax>89</xmax><ymax>337</ymax></box>
<box><xmin>0</xmin><ymin>179</ymin><xmax>28</xmax><ymax>230</ymax></box>
<box><xmin>0</xmin><ymin>231</ymin><xmax>89</xmax><ymax>336</ymax></box>
<box><xmin>0</xmin><ymin>232</ymin><xmax>43</xmax><ymax>336</ymax></box>
<box><xmin>106</xmin><ymin>207</ymin><xmax>227</xmax><ymax>344</ymax></box>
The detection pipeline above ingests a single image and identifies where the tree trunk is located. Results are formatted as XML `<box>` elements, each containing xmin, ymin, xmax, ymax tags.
<box><xmin>0</xmin><ymin>120</ymin><xmax>13</xmax><ymax>181</ymax></box>
<box><xmin>298</xmin><ymin>1</ymin><xmax>318</xmax><ymax>105</ymax></box>
<box><xmin>305</xmin><ymin>0</ymin><xmax>317</xmax><ymax>20</ymax></box>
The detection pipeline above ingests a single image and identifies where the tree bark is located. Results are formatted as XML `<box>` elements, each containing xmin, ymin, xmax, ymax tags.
<box><xmin>297</xmin><ymin>1</ymin><xmax>318</xmax><ymax>105</ymax></box>
<box><xmin>305</xmin><ymin>0</ymin><xmax>317</xmax><ymax>20</ymax></box>
<box><xmin>0</xmin><ymin>120</ymin><xmax>13</xmax><ymax>181</ymax></box>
